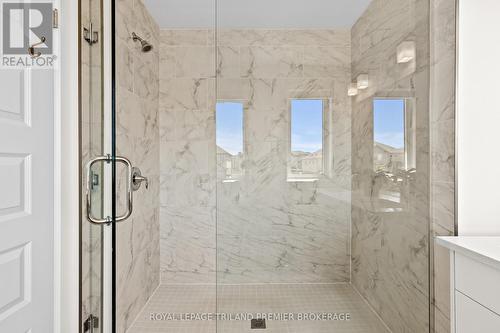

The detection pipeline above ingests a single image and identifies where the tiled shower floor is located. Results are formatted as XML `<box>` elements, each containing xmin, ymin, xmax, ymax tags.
<box><xmin>128</xmin><ymin>284</ymin><xmax>390</xmax><ymax>333</ymax></box>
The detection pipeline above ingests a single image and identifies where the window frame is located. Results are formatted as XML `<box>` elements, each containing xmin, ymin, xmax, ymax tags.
<box><xmin>372</xmin><ymin>97</ymin><xmax>416</xmax><ymax>172</ymax></box>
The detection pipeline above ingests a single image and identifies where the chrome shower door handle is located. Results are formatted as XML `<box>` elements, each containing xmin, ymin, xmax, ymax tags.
<box><xmin>115</xmin><ymin>156</ymin><xmax>134</xmax><ymax>223</ymax></box>
<box><xmin>86</xmin><ymin>155</ymin><xmax>112</xmax><ymax>224</ymax></box>
<box><xmin>85</xmin><ymin>155</ymin><xmax>134</xmax><ymax>224</ymax></box>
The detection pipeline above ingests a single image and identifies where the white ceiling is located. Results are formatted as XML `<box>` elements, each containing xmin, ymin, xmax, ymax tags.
<box><xmin>144</xmin><ymin>0</ymin><xmax>372</xmax><ymax>29</ymax></box>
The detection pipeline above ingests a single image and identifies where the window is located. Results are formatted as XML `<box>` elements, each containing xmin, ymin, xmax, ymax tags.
<box><xmin>373</xmin><ymin>99</ymin><xmax>406</xmax><ymax>172</ymax></box>
<box><xmin>372</xmin><ymin>98</ymin><xmax>416</xmax><ymax>209</ymax></box>
<box><xmin>216</xmin><ymin>102</ymin><xmax>244</xmax><ymax>181</ymax></box>
<box><xmin>289</xmin><ymin>99</ymin><xmax>323</xmax><ymax>180</ymax></box>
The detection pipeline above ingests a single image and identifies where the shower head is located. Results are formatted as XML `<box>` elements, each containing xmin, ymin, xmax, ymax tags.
<box><xmin>140</xmin><ymin>40</ymin><xmax>153</xmax><ymax>52</ymax></box>
<box><xmin>131</xmin><ymin>32</ymin><xmax>153</xmax><ymax>52</ymax></box>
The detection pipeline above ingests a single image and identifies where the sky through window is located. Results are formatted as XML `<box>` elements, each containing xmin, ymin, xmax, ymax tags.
<box><xmin>373</xmin><ymin>99</ymin><xmax>405</xmax><ymax>149</ymax></box>
<box><xmin>216</xmin><ymin>102</ymin><xmax>243</xmax><ymax>155</ymax></box>
<box><xmin>291</xmin><ymin>99</ymin><xmax>323</xmax><ymax>153</ymax></box>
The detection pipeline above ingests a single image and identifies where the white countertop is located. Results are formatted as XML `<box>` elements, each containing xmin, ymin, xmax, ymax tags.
<box><xmin>436</xmin><ymin>236</ymin><xmax>500</xmax><ymax>270</ymax></box>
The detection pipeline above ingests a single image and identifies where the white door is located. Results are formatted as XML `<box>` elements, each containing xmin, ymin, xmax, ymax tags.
<box><xmin>0</xmin><ymin>68</ymin><xmax>55</xmax><ymax>331</ymax></box>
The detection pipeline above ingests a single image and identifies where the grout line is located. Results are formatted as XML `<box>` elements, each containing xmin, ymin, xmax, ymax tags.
<box><xmin>158</xmin><ymin>282</ymin><xmax>350</xmax><ymax>286</ymax></box>
<box><xmin>126</xmin><ymin>282</ymin><xmax>162</xmax><ymax>332</ymax></box>
<box><xmin>128</xmin><ymin>282</ymin><xmax>395</xmax><ymax>332</ymax></box>
<box><xmin>350</xmin><ymin>282</ymin><xmax>393</xmax><ymax>333</ymax></box>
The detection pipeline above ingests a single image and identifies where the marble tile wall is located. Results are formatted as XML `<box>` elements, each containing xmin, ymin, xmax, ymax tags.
<box><xmin>216</xmin><ymin>29</ymin><xmax>352</xmax><ymax>284</ymax></box>
<box><xmin>159</xmin><ymin>29</ymin><xmax>352</xmax><ymax>284</ymax></box>
<box><xmin>350</xmin><ymin>0</ymin><xmax>431</xmax><ymax>332</ymax></box>
<box><xmin>115</xmin><ymin>0</ymin><xmax>160</xmax><ymax>332</ymax></box>
<box><xmin>430</xmin><ymin>0</ymin><xmax>456</xmax><ymax>332</ymax></box>
<box><xmin>159</xmin><ymin>29</ymin><xmax>217</xmax><ymax>284</ymax></box>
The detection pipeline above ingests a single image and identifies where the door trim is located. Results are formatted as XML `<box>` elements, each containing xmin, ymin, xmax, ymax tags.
<box><xmin>59</xmin><ymin>0</ymin><xmax>80</xmax><ymax>332</ymax></box>
<box><xmin>53</xmin><ymin>0</ymin><xmax>61</xmax><ymax>330</ymax></box>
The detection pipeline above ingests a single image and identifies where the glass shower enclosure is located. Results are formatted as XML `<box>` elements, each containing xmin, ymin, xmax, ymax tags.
<box><xmin>80</xmin><ymin>0</ymin><xmax>436</xmax><ymax>332</ymax></box>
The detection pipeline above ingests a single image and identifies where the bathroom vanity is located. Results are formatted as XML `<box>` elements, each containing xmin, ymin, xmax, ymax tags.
<box><xmin>437</xmin><ymin>237</ymin><xmax>500</xmax><ymax>332</ymax></box>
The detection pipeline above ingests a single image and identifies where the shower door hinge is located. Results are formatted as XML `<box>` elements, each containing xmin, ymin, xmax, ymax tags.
<box><xmin>53</xmin><ymin>9</ymin><xmax>59</xmax><ymax>29</ymax></box>
<box><xmin>83</xmin><ymin>314</ymin><xmax>99</xmax><ymax>333</ymax></box>
<box><xmin>83</xmin><ymin>22</ymin><xmax>99</xmax><ymax>45</ymax></box>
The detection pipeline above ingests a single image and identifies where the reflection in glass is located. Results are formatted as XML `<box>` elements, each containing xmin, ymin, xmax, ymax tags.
<box><xmin>216</xmin><ymin>102</ymin><xmax>244</xmax><ymax>181</ymax></box>
<box><xmin>289</xmin><ymin>99</ymin><xmax>323</xmax><ymax>180</ymax></box>
<box><xmin>373</xmin><ymin>98</ymin><xmax>416</xmax><ymax>210</ymax></box>
<box><xmin>373</xmin><ymin>99</ymin><xmax>405</xmax><ymax>172</ymax></box>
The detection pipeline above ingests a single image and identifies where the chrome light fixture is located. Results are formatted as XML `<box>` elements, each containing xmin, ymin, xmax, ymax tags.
<box><xmin>397</xmin><ymin>41</ymin><xmax>416</xmax><ymax>63</ymax></box>
<box><xmin>356</xmin><ymin>74</ymin><xmax>369</xmax><ymax>90</ymax></box>
<box><xmin>348</xmin><ymin>83</ymin><xmax>358</xmax><ymax>96</ymax></box>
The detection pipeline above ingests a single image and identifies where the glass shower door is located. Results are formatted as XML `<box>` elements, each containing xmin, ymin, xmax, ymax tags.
<box><xmin>215</xmin><ymin>0</ymin><xmax>432</xmax><ymax>332</ymax></box>
<box><xmin>80</xmin><ymin>0</ymin><xmax>105</xmax><ymax>331</ymax></box>
<box><xmin>81</xmin><ymin>0</ymin><xmax>157</xmax><ymax>330</ymax></box>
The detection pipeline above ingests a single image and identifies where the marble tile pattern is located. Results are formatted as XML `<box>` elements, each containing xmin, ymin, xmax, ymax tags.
<box><xmin>115</xmin><ymin>0</ymin><xmax>160</xmax><ymax>332</ymax></box>
<box><xmin>128</xmin><ymin>283</ymin><xmax>389</xmax><ymax>333</ymax></box>
<box><xmin>158</xmin><ymin>28</ymin><xmax>217</xmax><ymax>284</ymax></box>
<box><xmin>430</xmin><ymin>0</ymin><xmax>456</xmax><ymax>332</ymax></box>
<box><xmin>158</xmin><ymin>29</ymin><xmax>352</xmax><ymax>284</ymax></box>
<box><xmin>350</xmin><ymin>0</ymin><xmax>432</xmax><ymax>332</ymax></box>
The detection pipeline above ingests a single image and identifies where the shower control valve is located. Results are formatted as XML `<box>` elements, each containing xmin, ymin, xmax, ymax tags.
<box><xmin>132</xmin><ymin>167</ymin><xmax>149</xmax><ymax>191</ymax></box>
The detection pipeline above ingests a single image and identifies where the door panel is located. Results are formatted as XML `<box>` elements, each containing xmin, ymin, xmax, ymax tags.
<box><xmin>0</xmin><ymin>67</ymin><xmax>54</xmax><ymax>331</ymax></box>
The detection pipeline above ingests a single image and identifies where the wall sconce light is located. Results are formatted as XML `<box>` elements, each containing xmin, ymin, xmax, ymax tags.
<box><xmin>348</xmin><ymin>83</ymin><xmax>358</xmax><ymax>96</ymax></box>
<box><xmin>356</xmin><ymin>74</ymin><xmax>369</xmax><ymax>90</ymax></box>
<box><xmin>397</xmin><ymin>41</ymin><xmax>416</xmax><ymax>63</ymax></box>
